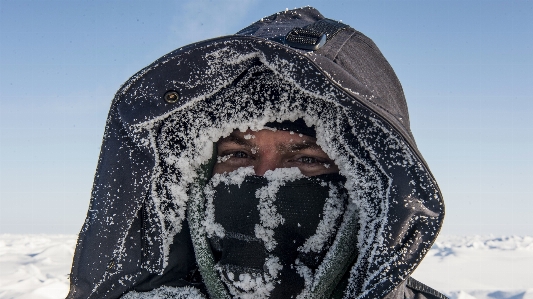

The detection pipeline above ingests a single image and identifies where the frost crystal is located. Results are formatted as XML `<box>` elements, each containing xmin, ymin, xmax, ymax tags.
<box><xmin>217</xmin><ymin>255</ymin><xmax>282</xmax><ymax>299</ymax></box>
<box><xmin>299</xmin><ymin>183</ymin><xmax>346</xmax><ymax>253</ymax></box>
<box><xmin>121</xmin><ymin>286</ymin><xmax>206</xmax><ymax>299</ymax></box>
<box><xmin>204</xmin><ymin>167</ymin><xmax>256</xmax><ymax>238</ymax></box>
<box><xmin>255</xmin><ymin>167</ymin><xmax>305</xmax><ymax>250</ymax></box>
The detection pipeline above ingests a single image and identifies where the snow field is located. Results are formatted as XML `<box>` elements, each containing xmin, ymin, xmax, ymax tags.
<box><xmin>0</xmin><ymin>234</ymin><xmax>531</xmax><ymax>299</ymax></box>
<box><xmin>0</xmin><ymin>235</ymin><xmax>75</xmax><ymax>299</ymax></box>
<box><xmin>411</xmin><ymin>235</ymin><xmax>533</xmax><ymax>299</ymax></box>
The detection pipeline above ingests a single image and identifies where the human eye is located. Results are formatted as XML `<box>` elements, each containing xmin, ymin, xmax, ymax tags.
<box><xmin>217</xmin><ymin>150</ymin><xmax>252</xmax><ymax>164</ymax></box>
<box><xmin>296</xmin><ymin>156</ymin><xmax>321</xmax><ymax>164</ymax></box>
<box><xmin>289</xmin><ymin>154</ymin><xmax>339</xmax><ymax>176</ymax></box>
<box><xmin>291</xmin><ymin>155</ymin><xmax>332</xmax><ymax>168</ymax></box>
<box><xmin>213</xmin><ymin>137</ymin><xmax>255</xmax><ymax>174</ymax></box>
<box><xmin>231</xmin><ymin>151</ymin><xmax>249</xmax><ymax>159</ymax></box>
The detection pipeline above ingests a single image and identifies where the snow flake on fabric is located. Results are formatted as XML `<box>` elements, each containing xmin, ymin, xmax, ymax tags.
<box><xmin>121</xmin><ymin>286</ymin><xmax>206</xmax><ymax>299</ymax></box>
<box><xmin>299</xmin><ymin>183</ymin><xmax>346</xmax><ymax>254</ymax></box>
<box><xmin>255</xmin><ymin>167</ymin><xmax>305</xmax><ymax>250</ymax></box>
<box><xmin>216</xmin><ymin>255</ymin><xmax>282</xmax><ymax>299</ymax></box>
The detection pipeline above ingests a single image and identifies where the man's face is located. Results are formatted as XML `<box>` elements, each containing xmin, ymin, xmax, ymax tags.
<box><xmin>213</xmin><ymin>129</ymin><xmax>339</xmax><ymax>176</ymax></box>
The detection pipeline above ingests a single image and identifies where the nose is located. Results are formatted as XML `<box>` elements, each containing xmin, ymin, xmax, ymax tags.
<box><xmin>254</xmin><ymin>153</ymin><xmax>282</xmax><ymax>176</ymax></box>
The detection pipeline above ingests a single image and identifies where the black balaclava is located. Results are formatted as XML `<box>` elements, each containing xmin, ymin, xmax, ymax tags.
<box><xmin>203</xmin><ymin>121</ymin><xmax>348</xmax><ymax>298</ymax></box>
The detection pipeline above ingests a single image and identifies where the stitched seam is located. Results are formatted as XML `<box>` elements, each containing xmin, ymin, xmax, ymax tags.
<box><xmin>331</xmin><ymin>30</ymin><xmax>356</xmax><ymax>61</ymax></box>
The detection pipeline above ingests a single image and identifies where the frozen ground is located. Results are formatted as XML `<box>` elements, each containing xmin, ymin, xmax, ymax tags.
<box><xmin>0</xmin><ymin>235</ymin><xmax>75</xmax><ymax>299</ymax></box>
<box><xmin>411</xmin><ymin>235</ymin><xmax>533</xmax><ymax>299</ymax></box>
<box><xmin>0</xmin><ymin>234</ymin><xmax>531</xmax><ymax>299</ymax></box>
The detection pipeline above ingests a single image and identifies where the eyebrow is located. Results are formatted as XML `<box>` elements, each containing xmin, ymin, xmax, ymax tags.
<box><xmin>218</xmin><ymin>134</ymin><xmax>322</xmax><ymax>152</ymax></box>
<box><xmin>279</xmin><ymin>142</ymin><xmax>321</xmax><ymax>152</ymax></box>
<box><xmin>218</xmin><ymin>135</ymin><xmax>253</xmax><ymax>147</ymax></box>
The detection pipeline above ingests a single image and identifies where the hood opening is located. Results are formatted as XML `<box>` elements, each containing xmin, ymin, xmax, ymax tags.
<box><xmin>131</xmin><ymin>58</ymin><xmax>442</xmax><ymax>298</ymax></box>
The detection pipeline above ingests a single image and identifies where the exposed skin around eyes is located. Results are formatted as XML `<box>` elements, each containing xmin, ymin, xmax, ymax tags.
<box><xmin>212</xmin><ymin>129</ymin><xmax>340</xmax><ymax>177</ymax></box>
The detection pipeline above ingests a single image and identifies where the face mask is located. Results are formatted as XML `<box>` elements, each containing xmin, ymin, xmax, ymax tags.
<box><xmin>203</xmin><ymin>169</ymin><xmax>347</xmax><ymax>298</ymax></box>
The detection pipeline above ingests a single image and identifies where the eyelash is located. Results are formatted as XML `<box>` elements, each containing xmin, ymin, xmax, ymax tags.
<box><xmin>216</xmin><ymin>151</ymin><xmax>250</xmax><ymax>163</ymax></box>
<box><xmin>231</xmin><ymin>151</ymin><xmax>249</xmax><ymax>158</ymax></box>
<box><xmin>296</xmin><ymin>156</ymin><xmax>321</xmax><ymax>164</ymax></box>
<box><xmin>218</xmin><ymin>151</ymin><xmax>330</xmax><ymax>167</ymax></box>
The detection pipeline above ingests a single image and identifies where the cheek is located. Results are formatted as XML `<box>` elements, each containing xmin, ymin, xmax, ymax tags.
<box><xmin>211</xmin><ymin>164</ymin><xmax>225</xmax><ymax>175</ymax></box>
<box><xmin>212</xmin><ymin>159</ymin><xmax>255</xmax><ymax>174</ymax></box>
<box><xmin>297</xmin><ymin>164</ymin><xmax>340</xmax><ymax>177</ymax></box>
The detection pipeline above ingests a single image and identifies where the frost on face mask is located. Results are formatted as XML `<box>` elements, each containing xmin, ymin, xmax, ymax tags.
<box><xmin>204</xmin><ymin>166</ymin><xmax>256</xmax><ymax>239</ymax></box>
<box><xmin>128</xmin><ymin>42</ymin><xmax>443</xmax><ymax>298</ymax></box>
<box><xmin>122</xmin><ymin>286</ymin><xmax>206</xmax><ymax>299</ymax></box>
<box><xmin>203</xmin><ymin>166</ymin><xmax>348</xmax><ymax>298</ymax></box>
<box><xmin>215</xmin><ymin>255</ymin><xmax>282</xmax><ymax>299</ymax></box>
<box><xmin>202</xmin><ymin>168</ymin><xmax>294</xmax><ymax>298</ymax></box>
<box><xmin>299</xmin><ymin>183</ymin><xmax>346</xmax><ymax>254</ymax></box>
<box><xmin>254</xmin><ymin>167</ymin><xmax>305</xmax><ymax>251</ymax></box>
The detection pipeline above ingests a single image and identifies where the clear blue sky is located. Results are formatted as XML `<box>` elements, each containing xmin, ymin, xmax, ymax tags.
<box><xmin>1</xmin><ymin>0</ymin><xmax>532</xmax><ymax>235</ymax></box>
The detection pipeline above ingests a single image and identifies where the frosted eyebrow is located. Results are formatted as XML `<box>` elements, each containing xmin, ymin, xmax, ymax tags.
<box><xmin>217</xmin><ymin>135</ymin><xmax>253</xmax><ymax>148</ymax></box>
<box><xmin>279</xmin><ymin>141</ymin><xmax>321</xmax><ymax>152</ymax></box>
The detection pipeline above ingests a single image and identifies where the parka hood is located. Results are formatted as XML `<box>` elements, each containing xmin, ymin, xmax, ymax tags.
<box><xmin>68</xmin><ymin>7</ymin><xmax>444</xmax><ymax>299</ymax></box>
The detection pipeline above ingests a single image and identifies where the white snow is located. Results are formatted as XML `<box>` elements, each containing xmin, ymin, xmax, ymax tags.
<box><xmin>203</xmin><ymin>166</ymin><xmax>257</xmax><ymax>238</ymax></box>
<box><xmin>122</xmin><ymin>285</ymin><xmax>206</xmax><ymax>298</ymax></box>
<box><xmin>0</xmin><ymin>234</ymin><xmax>75</xmax><ymax>299</ymax></box>
<box><xmin>204</xmin><ymin>167</ymin><xmax>306</xmax><ymax>298</ymax></box>
<box><xmin>299</xmin><ymin>183</ymin><xmax>345</xmax><ymax>254</ymax></box>
<box><xmin>1</xmin><ymin>234</ymin><xmax>531</xmax><ymax>299</ymax></box>
<box><xmin>411</xmin><ymin>235</ymin><xmax>533</xmax><ymax>299</ymax></box>
<box><xmin>255</xmin><ymin>167</ymin><xmax>305</xmax><ymax>251</ymax></box>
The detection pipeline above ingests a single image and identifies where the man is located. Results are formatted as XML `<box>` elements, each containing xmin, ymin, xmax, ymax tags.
<box><xmin>67</xmin><ymin>7</ymin><xmax>446</xmax><ymax>299</ymax></box>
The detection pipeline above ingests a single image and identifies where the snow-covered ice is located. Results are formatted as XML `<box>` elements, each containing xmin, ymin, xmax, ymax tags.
<box><xmin>0</xmin><ymin>235</ymin><xmax>75</xmax><ymax>299</ymax></box>
<box><xmin>0</xmin><ymin>234</ymin><xmax>531</xmax><ymax>299</ymax></box>
<box><xmin>411</xmin><ymin>235</ymin><xmax>533</xmax><ymax>299</ymax></box>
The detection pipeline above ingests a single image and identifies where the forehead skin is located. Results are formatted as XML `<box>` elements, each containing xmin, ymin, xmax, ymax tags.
<box><xmin>212</xmin><ymin>129</ymin><xmax>339</xmax><ymax>177</ymax></box>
